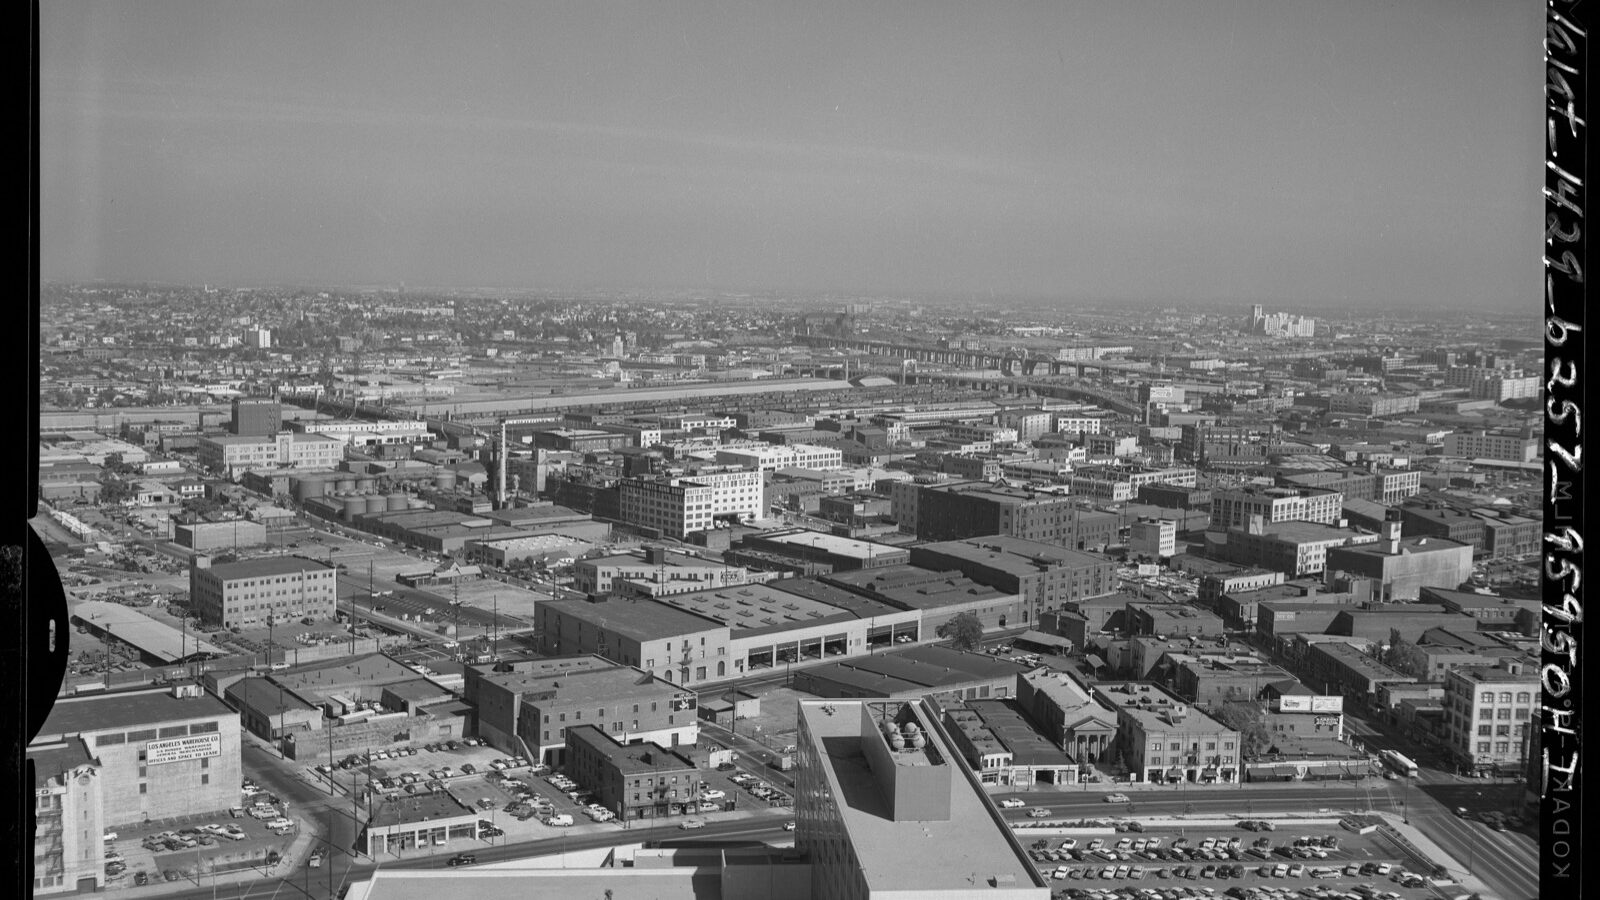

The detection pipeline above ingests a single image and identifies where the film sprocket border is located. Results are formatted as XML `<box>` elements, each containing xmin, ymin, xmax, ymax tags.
<box><xmin>1541</xmin><ymin>0</ymin><xmax>1584</xmax><ymax>889</ymax></box>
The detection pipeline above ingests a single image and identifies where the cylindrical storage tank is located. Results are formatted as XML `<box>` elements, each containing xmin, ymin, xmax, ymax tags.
<box><xmin>407</xmin><ymin>498</ymin><xmax>427</xmax><ymax>510</ymax></box>
<box><xmin>386</xmin><ymin>493</ymin><xmax>409</xmax><ymax>512</ymax></box>
<box><xmin>341</xmin><ymin>496</ymin><xmax>365</xmax><ymax>519</ymax></box>
<box><xmin>365</xmin><ymin>495</ymin><xmax>388</xmax><ymax>514</ymax></box>
<box><xmin>434</xmin><ymin>471</ymin><xmax>457</xmax><ymax>491</ymax></box>
<box><xmin>294</xmin><ymin>478</ymin><xmax>327</xmax><ymax>502</ymax></box>
<box><xmin>335</xmin><ymin>478</ymin><xmax>356</xmax><ymax>493</ymax></box>
<box><xmin>356</xmin><ymin>476</ymin><xmax>377</xmax><ymax>492</ymax></box>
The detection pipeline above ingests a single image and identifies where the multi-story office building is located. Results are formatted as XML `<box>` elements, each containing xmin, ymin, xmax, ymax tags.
<box><xmin>230</xmin><ymin>397</ymin><xmax>282</xmax><ymax>436</ymax></box>
<box><xmin>1098</xmin><ymin>682</ymin><xmax>1242</xmax><ymax>784</ymax></box>
<box><xmin>1325</xmin><ymin>392</ymin><xmax>1420</xmax><ymax>417</ymax></box>
<box><xmin>1211</xmin><ymin>488</ymin><xmax>1343</xmax><ymax>532</ymax></box>
<box><xmin>1442</xmin><ymin>660</ymin><xmax>1537</xmax><ymax>776</ymax></box>
<box><xmin>198</xmin><ymin>431</ymin><xmax>344</xmax><ymax>478</ymax></box>
<box><xmin>794</xmin><ymin>698</ymin><xmax>1048</xmax><ymax>900</ymax></box>
<box><xmin>32</xmin><ymin>684</ymin><xmax>245</xmax><ymax>829</ymax></box>
<box><xmin>714</xmin><ymin>443</ymin><xmax>843</xmax><ymax>472</ymax></box>
<box><xmin>1468</xmin><ymin>371</ymin><xmax>1540</xmax><ymax>402</ymax></box>
<box><xmin>908</xmin><ymin>536</ymin><xmax>1116</xmax><ymax>624</ymax></box>
<box><xmin>1442</xmin><ymin>430</ymin><xmax>1539</xmax><ymax>462</ymax></box>
<box><xmin>1215</xmin><ymin>521</ymin><xmax>1381</xmax><ymax>577</ymax></box>
<box><xmin>562</xmin><ymin>726</ymin><xmax>700</xmax><ymax>822</ymax></box>
<box><xmin>463</xmin><ymin>656</ymin><xmax>700</xmax><ymax>765</ymax></box>
<box><xmin>30</xmin><ymin>739</ymin><xmax>105</xmax><ymax>894</ymax></box>
<box><xmin>1051</xmin><ymin>413</ymin><xmax>1103</xmax><ymax>435</ymax></box>
<box><xmin>996</xmin><ymin>408</ymin><xmax>1053</xmax><ymax>441</ymax></box>
<box><xmin>1247</xmin><ymin>305</ymin><xmax>1315</xmax><ymax>338</ymax></box>
<box><xmin>1469</xmin><ymin>507</ymin><xmax>1540</xmax><ymax>559</ymax></box>
<box><xmin>1399</xmin><ymin>503</ymin><xmax>1487</xmax><ymax>554</ymax></box>
<box><xmin>244</xmin><ymin>327</ymin><xmax>271</xmax><ymax>349</ymax></box>
<box><xmin>188</xmin><ymin>556</ymin><xmax>338</xmax><ymax>627</ymax></box>
<box><xmin>618</xmin><ymin>475</ymin><xmax>727</xmax><ymax>540</ymax></box>
<box><xmin>1129</xmin><ymin>517</ymin><xmax>1177</xmax><ymax>559</ymax></box>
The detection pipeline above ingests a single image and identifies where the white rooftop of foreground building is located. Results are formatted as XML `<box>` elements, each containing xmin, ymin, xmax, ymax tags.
<box><xmin>796</xmin><ymin>698</ymin><xmax>1047</xmax><ymax>898</ymax></box>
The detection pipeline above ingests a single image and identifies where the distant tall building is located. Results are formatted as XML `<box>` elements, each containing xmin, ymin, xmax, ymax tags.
<box><xmin>230</xmin><ymin>397</ymin><xmax>282</xmax><ymax>436</ymax></box>
<box><xmin>1247</xmin><ymin>304</ymin><xmax>1315</xmax><ymax>338</ymax></box>
<box><xmin>245</xmin><ymin>327</ymin><xmax>272</xmax><ymax>350</ymax></box>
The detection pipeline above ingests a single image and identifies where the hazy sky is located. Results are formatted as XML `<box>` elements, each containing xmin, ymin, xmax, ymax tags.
<box><xmin>42</xmin><ymin>1</ymin><xmax>1543</xmax><ymax>309</ymax></box>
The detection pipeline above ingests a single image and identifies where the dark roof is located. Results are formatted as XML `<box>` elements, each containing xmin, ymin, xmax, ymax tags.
<box><xmin>39</xmin><ymin>687</ymin><xmax>237</xmax><ymax>740</ymax></box>
<box><xmin>203</xmin><ymin>556</ymin><xmax>335</xmax><ymax>579</ymax></box>
<box><xmin>29</xmin><ymin>738</ymin><xmax>97</xmax><ymax>788</ymax></box>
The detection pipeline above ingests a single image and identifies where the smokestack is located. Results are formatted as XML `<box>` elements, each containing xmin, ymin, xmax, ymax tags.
<box><xmin>498</xmin><ymin>420</ymin><xmax>508</xmax><ymax>508</ymax></box>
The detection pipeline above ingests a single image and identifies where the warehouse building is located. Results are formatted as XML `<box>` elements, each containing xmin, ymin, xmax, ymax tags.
<box><xmin>33</xmin><ymin>684</ymin><xmax>245</xmax><ymax>828</ymax></box>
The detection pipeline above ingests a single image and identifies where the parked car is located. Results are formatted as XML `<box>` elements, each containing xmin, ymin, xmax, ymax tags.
<box><xmin>1104</xmin><ymin>793</ymin><xmax>1130</xmax><ymax>803</ymax></box>
<box><xmin>446</xmin><ymin>854</ymin><xmax>476</xmax><ymax>867</ymax></box>
<box><xmin>1028</xmin><ymin>807</ymin><xmax>1051</xmax><ymax>818</ymax></box>
<box><xmin>679</xmin><ymin>819</ymin><xmax>705</xmax><ymax>830</ymax></box>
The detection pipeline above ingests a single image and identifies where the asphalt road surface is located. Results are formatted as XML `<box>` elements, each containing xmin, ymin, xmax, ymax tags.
<box><xmin>115</xmin><ymin>815</ymin><xmax>792</xmax><ymax>900</ymax></box>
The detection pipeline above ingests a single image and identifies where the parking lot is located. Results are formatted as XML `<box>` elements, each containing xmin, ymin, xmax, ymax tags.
<box><xmin>101</xmin><ymin>783</ymin><xmax>296</xmax><ymax>888</ymax></box>
<box><xmin>1018</xmin><ymin>821</ymin><xmax>1452</xmax><ymax>900</ymax></box>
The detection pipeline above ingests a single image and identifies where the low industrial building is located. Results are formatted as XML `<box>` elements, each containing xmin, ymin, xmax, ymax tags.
<box><xmin>363</xmin><ymin>791</ymin><xmax>483</xmax><ymax>857</ymax></box>
<box><xmin>939</xmin><ymin>699</ymin><xmax>1075</xmax><ymax>787</ymax></box>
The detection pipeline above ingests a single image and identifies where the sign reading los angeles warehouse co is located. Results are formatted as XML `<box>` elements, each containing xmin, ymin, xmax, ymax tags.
<box><xmin>145</xmin><ymin>732</ymin><xmax>221</xmax><ymax>765</ymax></box>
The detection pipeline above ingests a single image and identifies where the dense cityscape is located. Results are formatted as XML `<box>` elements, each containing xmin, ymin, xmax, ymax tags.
<box><xmin>35</xmin><ymin>3</ymin><xmax>1555</xmax><ymax>900</ymax></box>
<box><xmin>33</xmin><ymin>285</ymin><xmax>1543</xmax><ymax>900</ymax></box>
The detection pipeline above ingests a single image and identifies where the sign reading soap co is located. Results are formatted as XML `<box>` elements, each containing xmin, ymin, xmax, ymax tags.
<box><xmin>146</xmin><ymin>733</ymin><xmax>221</xmax><ymax>765</ymax></box>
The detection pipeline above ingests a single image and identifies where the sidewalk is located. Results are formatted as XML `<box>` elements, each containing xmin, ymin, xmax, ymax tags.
<box><xmin>1374</xmin><ymin>812</ymin><xmax>1499</xmax><ymax>899</ymax></box>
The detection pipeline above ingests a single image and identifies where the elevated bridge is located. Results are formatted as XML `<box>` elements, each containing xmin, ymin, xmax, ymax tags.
<box><xmin>796</xmin><ymin>334</ymin><xmax>1157</xmax><ymax>378</ymax></box>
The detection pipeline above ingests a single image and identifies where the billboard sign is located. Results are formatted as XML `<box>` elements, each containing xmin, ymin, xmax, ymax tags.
<box><xmin>146</xmin><ymin>733</ymin><xmax>221</xmax><ymax>765</ymax></box>
<box><xmin>1277</xmin><ymin>696</ymin><xmax>1313</xmax><ymax>713</ymax></box>
<box><xmin>1313</xmin><ymin>715</ymin><xmax>1340</xmax><ymax>726</ymax></box>
<box><xmin>1310</xmin><ymin>696</ymin><xmax>1344</xmax><ymax>713</ymax></box>
<box><xmin>671</xmin><ymin>694</ymin><xmax>697</xmax><ymax>712</ymax></box>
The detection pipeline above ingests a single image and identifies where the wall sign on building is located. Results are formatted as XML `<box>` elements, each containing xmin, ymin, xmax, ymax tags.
<box><xmin>146</xmin><ymin>733</ymin><xmax>221</xmax><ymax>765</ymax></box>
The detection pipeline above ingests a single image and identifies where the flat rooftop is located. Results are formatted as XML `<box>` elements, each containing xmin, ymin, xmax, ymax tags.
<box><xmin>765</xmin><ymin>578</ymin><xmax>905</xmax><ymax>620</ymax></box>
<box><xmin>201</xmin><ymin>556</ymin><xmax>336</xmax><ymax>579</ymax></box>
<box><xmin>797</xmin><ymin>699</ymin><xmax>1043</xmax><ymax>894</ymax></box>
<box><xmin>821</xmin><ymin>565</ymin><xmax>1012</xmax><ymax>610</ymax></box>
<box><xmin>368</xmin><ymin>791</ymin><xmax>476</xmax><ymax>829</ymax></box>
<box><xmin>652</xmin><ymin>582</ymin><xmax>857</xmax><ymax>637</ymax></box>
<box><xmin>567</xmin><ymin>726</ymin><xmax>696</xmax><ymax>775</ymax></box>
<box><xmin>350</xmin><ymin>869</ymin><xmax>718</xmax><ymax>900</ymax></box>
<box><xmin>754</xmin><ymin>529</ymin><xmax>897</xmax><ymax>560</ymax></box>
<box><xmin>1096</xmin><ymin>683</ymin><xmax>1236</xmax><ymax>734</ymax></box>
<box><xmin>913</xmin><ymin>536</ymin><xmax>1114</xmax><ymax>574</ymax></box>
<box><xmin>72</xmin><ymin>599</ymin><xmax>227</xmax><ymax>662</ymax></box>
<box><xmin>540</xmin><ymin>596</ymin><xmax>726</xmax><ymax>641</ymax></box>
<box><xmin>965</xmin><ymin>700</ymin><xmax>1072</xmax><ymax>767</ymax></box>
<box><xmin>39</xmin><ymin>687</ymin><xmax>237</xmax><ymax>740</ymax></box>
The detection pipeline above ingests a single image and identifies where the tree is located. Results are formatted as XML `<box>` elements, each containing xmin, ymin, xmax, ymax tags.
<box><xmin>1213</xmin><ymin>701</ymin><xmax>1271</xmax><ymax>758</ymax></box>
<box><xmin>936</xmin><ymin>611</ymin><xmax>984</xmax><ymax>651</ymax></box>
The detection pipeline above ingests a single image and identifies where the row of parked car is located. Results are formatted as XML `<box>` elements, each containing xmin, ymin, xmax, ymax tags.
<box><xmin>730</xmin><ymin>771</ymin><xmax>786</xmax><ymax>804</ymax></box>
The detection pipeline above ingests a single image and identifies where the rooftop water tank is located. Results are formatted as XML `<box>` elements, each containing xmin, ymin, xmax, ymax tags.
<box><xmin>434</xmin><ymin>471</ymin><xmax>458</xmax><ymax>490</ymax></box>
